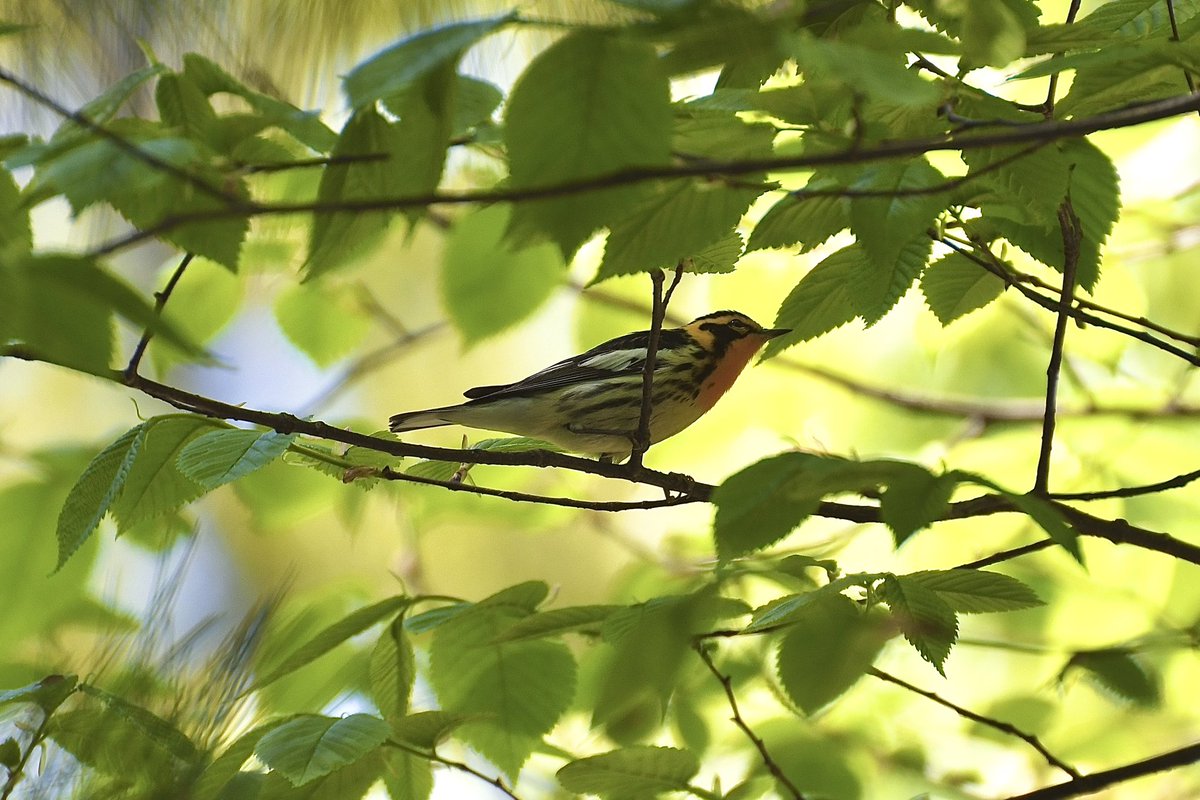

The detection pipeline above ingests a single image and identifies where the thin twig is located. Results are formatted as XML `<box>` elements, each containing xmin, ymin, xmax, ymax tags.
<box><xmin>386</xmin><ymin>740</ymin><xmax>522</xmax><ymax>800</ymax></box>
<box><xmin>694</xmin><ymin>644</ymin><xmax>807</xmax><ymax>800</ymax></box>
<box><xmin>1033</xmin><ymin>202</ymin><xmax>1083</xmax><ymax>495</ymax></box>
<box><xmin>85</xmin><ymin>91</ymin><xmax>1200</xmax><ymax>257</ymax></box>
<box><xmin>1048</xmin><ymin>466</ymin><xmax>1200</xmax><ymax>501</ymax></box>
<box><xmin>373</xmin><ymin>466</ymin><xmax>698</xmax><ymax>510</ymax></box>
<box><xmin>955</xmin><ymin>541</ymin><xmax>1052</xmax><ymax>570</ymax></box>
<box><xmin>1166</xmin><ymin>0</ymin><xmax>1199</xmax><ymax>97</ymax></box>
<box><xmin>630</xmin><ymin>269</ymin><xmax>668</xmax><ymax>468</ymax></box>
<box><xmin>124</xmin><ymin>252</ymin><xmax>195</xmax><ymax>380</ymax></box>
<box><xmin>0</xmin><ymin>67</ymin><xmax>247</xmax><ymax>207</ymax></box>
<box><xmin>236</xmin><ymin>153</ymin><xmax>388</xmax><ymax>173</ymax></box>
<box><xmin>1042</xmin><ymin>0</ymin><xmax>1084</xmax><ymax>116</ymax></box>
<box><xmin>868</xmin><ymin>667</ymin><xmax>1080</xmax><ymax>778</ymax></box>
<box><xmin>1004</xmin><ymin>741</ymin><xmax>1200</xmax><ymax>800</ymax></box>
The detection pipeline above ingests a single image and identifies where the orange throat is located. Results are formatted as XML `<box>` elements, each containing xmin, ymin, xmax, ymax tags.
<box><xmin>695</xmin><ymin>337</ymin><xmax>764</xmax><ymax>412</ymax></box>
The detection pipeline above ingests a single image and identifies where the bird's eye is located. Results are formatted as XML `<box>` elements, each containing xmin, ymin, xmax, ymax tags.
<box><xmin>727</xmin><ymin>319</ymin><xmax>749</xmax><ymax>333</ymax></box>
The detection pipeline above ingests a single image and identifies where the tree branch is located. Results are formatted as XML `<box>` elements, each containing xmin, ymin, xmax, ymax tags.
<box><xmin>1034</xmin><ymin>202</ymin><xmax>1083</xmax><ymax>495</ymax></box>
<box><xmin>1004</xmin><ymin>741</ymin><xmax>1200</xmax><ymax>800</ymax></box>
<box><xmin>86</xmin><ymin>92</ymin><xmax>1200</xmax><ymax>257</ymax></box>
<box><xmin>124</xmin><ymin>252</ymin><xmax>195</xmax><ymax>380</ymax></box>
<box><xmin>386</xmin><ymin>740</ymin><xmax>522</xmax><ymax>800</ymax></box>
<box><xmin>630</xmin><ymin>269</ymin><xmax>667</xmax><ymax>468</ymax></box>
<box><xmin>868</xmin><ymin>668</ymin><xmax>1079</xmax><ymax>778</ymax></box>
<box><xmin>694</xmin><ymin>644</ymin><xmax>807</xmax><ymax>800</ymax></box>
<box><xmin>1048</xmin><ymin>466</ymin><xmax>1200</xmax><ymax>501</ymax></box>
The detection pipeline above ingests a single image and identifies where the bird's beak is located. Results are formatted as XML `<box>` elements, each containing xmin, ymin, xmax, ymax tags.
<box><xmin>761</xmin><ymin>328</ymin><xmax>791</xmax><ymax>339</ymax></box>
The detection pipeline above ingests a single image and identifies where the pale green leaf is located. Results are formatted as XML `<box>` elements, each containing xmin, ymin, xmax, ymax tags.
<box><xmin>879</xmin><ymin>466</ymin><xmax>957</xmax><ymax>545</ymax></box>
<box><xmin>255</xmin><ymin>714</ymin><xmax>390</xmax><ymax>786</ymax></box>
<box><xmin>747</xmin><ymin>180</ymin><xmax>848</xmax><ymax>254</ymax></box>
<box><xmin>905</xmin><ymin>570</ymin><xmax>1044</xmax><ymax>613</ymax></box>
<box><xmin>370</xmin><ymin>617</ymin><xmax>415</xmax><ymax>724</ymax></box>
<box><xmin>1069</xmin><ymin>650</ymin><xmax>1160</xmax><ymax>707</ymax></box>
<box><xmin>78</xmin><ymin>683</ymin><xmax>199</xmax><ymax>763</ymax></box>
<box><xmin>275</xmin><ymin>283</ymin><xmax>372</xmax><ymax>367</ymax></box>
<box><xmin>390</xmin><ymin>711</ymin><xmax>475</xmax><ymax>750</ymax></box>
<box><xmin>761</xmin><ymin>245</ymin><xmax>865</xmax><ymax>358</ymax></box>
<box><xmin>880</xmin><ymin>575</ymin><xmax>959</xmax><ymax>674</ymax></box>
<box><xmin>442</xmin><ymin>204</ymin><xmax>563</xmax><ymax>345</ymax></box>
<box><xmin>110</xmin><ymin>416</ymin><xmax>221</xmax><ymax>530</ymax></box>
<box><xmin>919</xmin><ymin>251</ymin><xmax>1006</xmax><ymax>324</ymax></box>
<box><xmin>848</xmin><ymin>158</ymin><xmax>946</xmax><ymax>270</ymax></box>
<box><xmin>493</xmin><ymin>605</ymin><xmax>621</xmax><ymax>643</ymax></box>
<box><xmin>55</xmin><ymin>425</ymin><xmax>145</xmax><ymax>569</ymax></box>
<box><xmin>176</xmin><ymin>428</ymin><xmax>296</xmax><ymax>490</ymax></box>
<box><xmin>557</xmin><ymin>746</ymin><xmax>699</xmax><ymax>798</ymax></box>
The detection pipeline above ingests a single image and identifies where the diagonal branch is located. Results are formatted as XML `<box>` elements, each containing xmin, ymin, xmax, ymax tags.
<box><xmin>630</xmin><ymin>265</ymin><xmax>685</xmax><ymax>468</ymax></box>
<box><xmin>868</xmin><ymin>668</ymin><xmax>1080</xmax><ymax>778</ymax></box>
<box><xmin>1004</xmin><ymin>740</ymin><xmax>1200</xmax><ymax>800</ymax></box>
<box><xmin>124</xmin><ymin>252</ymin><xmax>195</xmax><ymax>380</ymax></box>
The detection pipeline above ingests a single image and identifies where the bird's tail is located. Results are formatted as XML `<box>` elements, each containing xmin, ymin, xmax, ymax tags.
<box><xmin>388</xmin><ymin>406</ymin><xmax>458</xmax><ymax>432</ymax></box>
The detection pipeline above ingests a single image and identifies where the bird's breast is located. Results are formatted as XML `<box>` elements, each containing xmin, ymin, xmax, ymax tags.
<box><xmin>695</xmin><ymin>338</ymin><xmax>762</xmax><ymax>412</ymax></box>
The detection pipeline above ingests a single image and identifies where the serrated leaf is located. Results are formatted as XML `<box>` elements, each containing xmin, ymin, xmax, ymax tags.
<box><xmin>594</xmin><ymin>181</ymin><xmax>763</xmax><ymax>283</ymax></box>
<box><xmin>0</xmin><ymin>168</ymin><xmax>30</xmax><ymax>256</ymax></box>
<box><xmin>685</xmin><ymin>230</ymin><xmax>744</xmax><ymax>274</ymax></box>
<box><xmin>506</xmin><ymin>29</ymin><xmax>672</xmax><ymax>257</ymax></box>
<box><xmin>155</xmin><ymin>73</ymin><xmax>218</xmax><ymax>146</ymax></box>
<box><xmin>343</xmin><ymin>14</ymin><xmax>513</xmax><ymax>110</ymax></box>
<box><xmin>370</xmin><ymin>617</ymin><xmax>415</xmax><ymax>724</ymax></box>
<box><xmin>919</xmin><ymin>251</ymin><xmax>1005</xmax><ymax>324</ymax></box>
<box><xmin>880</xmin><ymin>575</ymin><xmax>959</xmax><ymax>674</ymax></box>
<box><xmin>428</xmin><ymin>588</ymin><xmax>575</xmax><ymax>779</ymax></box>
<box><xmin>0</xmin><ymin>675</ymin><xmax>78</xmax><ymax>713</ymax></box>
<box><xmin>962</xmin><ymin>475</ymin><xmax>1083</xmax><ymax>564</ymax></box>
<box><xmin>1068</xmin><ymin>650</ymin><xmax>1160</xmax><ymax>707</ymax></box>
<box><xmin>55</xmin><ymin>425</ymin><xmax>146</xmax><ymax>570</ymax></box>
<box><xmin>255</xmin><ymin>714</ymin><xmax>390</xmax><ymax>786</ymax></box>
<box><xmin>713</xmin><ymin>453</ymin><xmax>911</xmax><ymax>560</ymax></box>
<box><xmin>176</xmin><ymin>428</ymin><xmax>296</xmax><ymax>490</ymax></box>
<box><xmin>964</xmin><ymin>144</ymin><xmax>1069</xmax><ymax>227</ymax></box>
<box><xmin>390</xmin><ymin>711</ymin><xmax>475</xmax><ymax>750</ymax></box>
<box><xmin>275</xmin><ymin>283</ymin><xmax>372</xmax><ymax>367</ymax></box>
<box><xmin>747</xmin><ymin>180</ymin><xmax>848</xmax><ymax>254</ymax></box>
<box><xmin>110</xmin><ymin>416</ymin><xmax>220</xmax><ymax>530</ymax></box>
<box><xmin>850</xmin><ymin>234</ymin><xmax>932</xmax><ymax>325</ymax></box>
<box><xmin>849</xmin><ymin>158</ymin><xmax>946</xmax><ymax>270</ymax></box>
<box><xmin>672</xmin><ymin>111</ymin><xmax>776</xmax><ymax>161</ymax></box>
<box><xmin>880</xmin><ymin>466</ymin><xmax>957</xmax><ymax>545</ymax></box>
<box><xmin>557</xmin><ymin>746</ymin><xmax>699</xmax><ymax>798</ymax></box>
<box><xmin>255</xmin><ymin>596</ymin><xmax>410</xmax><ymax>691</ymax></box>
<box><xmin>905</xmin><ymin>570</ymin><xmax>1043</xmax><ymax>613</ymax></box>
<box><xmin>776</xmin><ymin>593</ymin><xmax>891</xmax><ymax>714</ymax></box>
<box><xmin>761</xmin><ymin>245</ymin><xmax>864</xmax><ymax>357</ymax></box>
<box><xmin>794</xmin><ymin>38</ymin><xmax>941</xmax><ymax>106</ymax></box>
<box><xmin>382</xmin><ymin>748</ymin><xmax>434</xmax><ymax>800</ymax></box>
<box><xmin>194</xmin><ymin>719</ymin><xmax>292</xmax><ymax>800</ymax></box>
<box><xmin>442</xmin><ymin>204</ymin><xmax>563</xmax><ymax>345</ymax></box>
<box><xmin>78</xmin><ymin>683</ymin><xmax>199</xmax><ymax>764</ymax></box>
<box><xmin>960</xmin><ymin>0</ymin><xmax>1027</xmax><ymax>66</ymax></box>
<box><xmin>493</xmin><ymin>605</ymin><xmax>621</xmax><ymax>643</ymax></box>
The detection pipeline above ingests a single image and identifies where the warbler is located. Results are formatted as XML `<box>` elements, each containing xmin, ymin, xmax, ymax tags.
<box><xmin>388</xmin><ymin>310</ymin><xmax>789</xmax><ymax>461</ymax></box>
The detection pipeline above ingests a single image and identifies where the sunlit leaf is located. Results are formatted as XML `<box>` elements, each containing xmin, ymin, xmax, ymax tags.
<box><xmin>255</xmin><ymin>714</ymin><xmax>390</xmax><ymax>786</ymax></box>
<box><xmin>557</xmin><ymin>746</ymin><xmax>699</xmax><ymax>798</ymax></box>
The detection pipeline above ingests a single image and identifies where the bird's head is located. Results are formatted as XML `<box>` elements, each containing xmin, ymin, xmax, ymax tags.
<box><xmin>682</xmin><ymin>310</ymin><xmax>790</xmax><ymax>356</ymax></box>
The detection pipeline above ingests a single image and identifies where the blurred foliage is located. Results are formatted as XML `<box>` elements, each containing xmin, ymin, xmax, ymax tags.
<box><xmin>1</xmin><ymin>1</ymin><xmax>1200</xmax><ymax>799</ymax></box>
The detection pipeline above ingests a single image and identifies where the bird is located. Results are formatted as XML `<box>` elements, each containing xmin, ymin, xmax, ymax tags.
<box><xmin>388</xmin><ymin>310</ymin><xmax>790</xmax><ymax>461</ymax></box>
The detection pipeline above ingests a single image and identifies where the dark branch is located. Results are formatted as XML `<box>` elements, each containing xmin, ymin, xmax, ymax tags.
<box><xmin>87</xmin><ymin>92</ymin><xmax>1200</xmax><ymax>257</ymax></box>
<box><xmin>868</xmin><ymin>668</ymin><xmax>1079</xmax><ymax>778</ymax></box>
<box><xmin>694</xmin><ymin>644</ymin><xmax>807</xmax><ymax>800</ymax></box>
<box><xmin>1033</xmin><ymin>202</ymin><xmax>1083</xmax><ymax>494</ymax></box>
<box><xmin>1048</xmin><ymin>466</ymin><xmax>1200</xmax><ymax>501</ymax></box>
<box><xmin>1004</xmin><ymin>741</ymin><xmax>1200</xmax><ymax>800</ymax></box>
<box><xmin>124</xmin><ymin>252</ymin><xmax>195</xmax><ymax>380</ymax></box>
<box><xmin>954</xmin><ymin>541</ymin><xmax>1054</xmax><ymax>570</ymax></box>
<box><xmin>630</xmin><ymin>269</ymin><xmax>668</xmax><ymax>468</ymax></box>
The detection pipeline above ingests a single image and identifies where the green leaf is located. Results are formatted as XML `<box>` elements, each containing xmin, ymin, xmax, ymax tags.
<box><xmin>0</xmin><ymin>674</ymin><xmax>78</xmax><ymax>713</ymax></box>
<box><xmin>194</xmin><ymin>719</ymin><xmax>293</xmax><ymax>800</ymax></box>
<box><xmin>151</xmin><ymin>256</ymin><xmax>242</xmax><ymax>371</ymax></box>
<box><xmin>0</xmin><ymin>738</ymin><xmax>19</xmax><ymax>770</ymax></box>
<box><xmin>904</xmin><ymin>570</ymin><xmax>1043</xmax><ymax>613</ymax></box>
<box><xmin>47</xmin><ymin>64</ymin><xmax>166</xmax><ymax>149</ymax></box>
<box><xmin>275</xmin><ymin>283</ymin><xmax>372</xmax><ymax>367</ymax></box>
<box><xmin>747</xmin><ymin>180</ymin><xmax>849</xmax><ymax>254</ymax></box>
<box><xmin>1056</xmin><ymin>42</ymin><xmax>1198</xmax><ymax>118</ymax></box>
<box><xmin>381</xmin><ymin>748</ymin><xmax>434</xmax><ymax>800</ymax></box>
<box><xmin>849</xmin><ymin>158</ymin><xmax>946</xmax><ymax>271</ymax></box>
<box><xmin>442</xmin><ymin>204</ymin><xmax>563</xmax><ymax>345</ymax></box>
<box><xmin>110</xmin><ymin>415</ymin><xmax>220</xmax><ymax>530</ymax></box>
<box><xmin>254</xmin><ymin>596</ymin><xmax>410</xmax><ymax>691</ymax></box>
<box><xmin>557</xmin><ymin>746</ymin><xmax>699</xmax><ymax>799</ymax></box>
<box><xmin>672</xmin><ymin>111</ymin><xmax>776</xmax><ymax>161</ymax></box>
<box><xmin>307</xmin><ymin>106</ymin><xmax>439</xmax><ymax>277</ymax></box>
<box><xmin>714</xmin><ymin>453</ymin><xmax>912</xmax><ymax>560</ymax></box>
<box><xmin>343</xmin><ymin>14</ymin><xmax>514</xmax><ymax>110</ymax></box>
<box><xmin>0</xmin><ymin>168</ymin><xmax>31</xmax><ymax>256</ymax></box>
<box><xmin>960</xmin><ymin>474</ymin><xmax>1083</xmax><ymax>564</ymax></box>
<box><xmin>182</xmin><ymin>54</ymin><xmax>336</xmax><ymax>152</ymax></box>
<box><xmin>685</xmin><ymin>230</ymin><xmax>744</xmax><ymax>274</ymax></box>
<box><xmin>492</xmin><ymin>605</ymin><xmax>621</xmax><ymax>643</ymax></box>
<box><xmin>960</xmin><ymin>0</ymin><xmax>1027</xmax><ymax>66</ymax></box>
<box><xmin>849</xmin><ymin>234</ymin><xmax>932</xmax><ymax>325</ymax></box>
<box><xmin>919</xmin><ymin>251</ymin><xmax>1005</xmax><ymax>324</ymax></box>
<box><xmin>176</xmin><ymin>428</ymin><xmax>297</xmax><ymax>490</ymax></box>
<box><xmin>370</xmin><ymin>617</ymin><xmax>415</xmax><ymax>724</ymax></box>
<box><xmin>55</xmin><ymin>425</ymin><xmax>146</xmax><ymax>570</ymax></box>
<box><xmin>761</xmin><ymin>245</ymin><xmax>865</xmax><ymax>357</ymax></box>
<box><xmin>155</xmin><ymin>73</ymin><xmax>219</xmax><ymax>146</ymax></box>
<box><xmin>255</xmin><ymin>714</ymin><xmax>390</xmax><ymax>786</ymax></box>
<box><xmin>793</xmin><ymin>38</ymin><xmax>941</xmax><ymax>106</ymax></box>
<box><xmin>390</xmin><ymin>711</ymin><xmax>475</xmax><ymax>750</ymax></box>
<box><xmin>428</xmin><ymin>592</ymin><xmax>576</xmax><ymax>779</ymax></box>
<box><xmin>505</xmin><ymin>29</ymin><xmax>672</xmax><ymax>257</ymax></box>
<box><xmin>964</xmin><ymin>144</ymin><xmax>1069</xmax><ymax>227</ymax></box>
<box><xmin>880</xmin><ymin>466</ymin><xmax>958</xmax><ymax>545</ymax></box>
<box><xmin>775</xmin><ymin>593</ymin><xmax>891</xmax><ymax>714</ymax></box>
<box><xmin>78</xmin><ymin>683</ymin><xmax>199</xmax><ymax>763</ymax></box>
<box><xmin>1068</xmin><ymin>650</ymin><xmax>1160</xmax><ymax>707</ymax></box>
<box><xmin>879</xmin><ymin>575</ymin><xmax>959</xmax><ymax>675</ymax></box>
<box><xmin>593</xmin><ymin>180</ymin><xmax>764</xmax><ymax>283</ymax></box>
